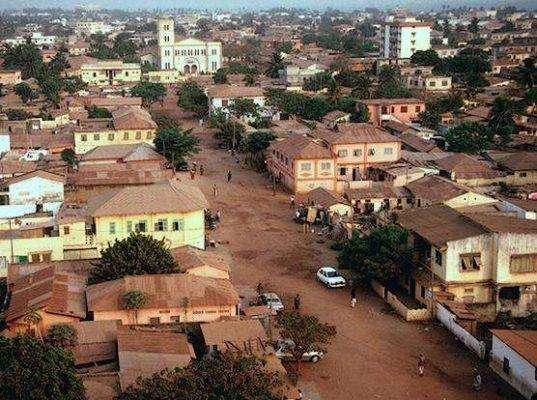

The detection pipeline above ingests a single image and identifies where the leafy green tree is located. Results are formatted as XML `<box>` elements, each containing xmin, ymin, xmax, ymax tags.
<box><xmin>177</xmin><ymin>81</ymin><xmax>208</xmax><ymax>117</ymax></box>
<box><xmin>463</xmin><ymin>71</ymin><xmax>489</xmax><ymax>98</ymax></box>
<box><xmin>39</xmin><ymin>75</ymin><xmax>63</xmax><ymax>107</ymax></box>
<box><xmin>228</xmin><ymin>98</ymin><xmax>260</xmax><ymax>121</ymax></box>
<box><xmin>418</xmin><ymin>107</ymin><xmax>441</xmax><ymax>129</ymax></box>
<box><xmin>515</xmin><ymin>57</ymin><xmax>536</xmax><ymax>89</ymax></box>
<box><xmin>88</xmin><ymin>233</ymin><xmax>179</xmax><ymax>285</ymax></box>
<box><xmin>0</xmin><ymin>334</ymin><xmax>85</xmax><ymax>400</ymax></box>
<box><xmin>214</xmin><ymin>120</ymin><xmax>246</xmax><ymax>150</ymax></box>
<box><xmin>213</xmin><ymin>68</ymin><xmax>228</xmax><ymax>84</ymax></box>
<box><xmin>48</xmin><ymin>46</ymin><xmax>70</xmax><ymax>74</ymax></box>
<box><xmin>131</xmin><ymin>82</ymin><xmax>166</xmax><ymax>108</ymax></box>
<box><xmin>63</xmin><ymin>77</ymin><xmax>87</xmax><ymax>95</ymax></box>
<box><xmin>265</xmin><ymin>88</ymin><xmax>332</xmax><ymax>121</ymax></box>
<box><xmin>23</xmin><ymin>307</ymin><xmax>42</xmax><ymax>337</ymax></box>
<box><xmin>117</xmin><ymin>353</ymin><xmax>284</xmax><ymax>400</ymax></box>
<box><xmin>410</xmin><ymin>49</ymin><xmax>441</xmax><ymax>66</ymax></box>
<box><xmin>468</xmin><ymin>17</ymin><xmax>480</xmax><ymax>35</ymax></box>
<box><xmin>45</xmin><ymin>324</ymin><xmax>78</xmax><ymax>348</ymax></box>
<box><xmin>523</xmin><ymin>87</ymin><xmax>537</xmax><ymax>114</ymax></box>
<box><xmin>60</xmin><ymin>148</ymin><xmax>77</xmax><ymax>167</ymax></box>
<box><xmin>123</xmin><ymin>290</ymin><xmax>148</xmax><ymax>324</ymax></box>
<box><xmin>14</xmin><ymin>82</ymin><xmax>38</xmax><ymax>104</ymax></box>
<box><xmin>337</xmin><ymin>224</ymin><xmax>411</xmax><ymax>286</ymax></box>
<box><xmin>276</xmin><ymin>310</ymin><xmax>336</xmax><ymax>374</ymax></box>
<box><xmin>1</xmin><ymin>43</ymin><xmax>44</xmax><ymax>78</ymax></box>
<box><xmin>6</xmin><ymin>108</ymin><xmax>32</xmax><ymax>121</ymax></box>
<box><xmin>444</xmin><ymin>122</ymin><xmax>493</xmax><ymax>154</ymax></box>
<box><xmin>154</xmin><ymin>126</ymin><xmax>200</xmax><ymax>169</ymax></box>
<box><xmin>87</xmin><ymin>105</ymin><xmax>112</xmax><ymax>119</ymax></box>
<box><xmin>244</xmin><ymin>73</ymin><xmax>256</xmax><ymax>87</ymax></box>
<box><xmin>375</xmin><ymin>65</ymin><xmax>412</xmax><ymax>99</ymax></box>
<box><xmin>265</xmin><ymin>51</ymin><xmax>286</xmax><ymax>79</ymax></box>
<box><xmin>303</xmin><ymin>71</ymin><xmax>333</xmax><ymax>92</ymax></box>
<box><xmin>241</xmin><ymin>130</ymin><xmax>276</xmax><ymax>170</ymax></box>
<box><xmin>354</xmin><ymin>104</ymin><xmax>370</xmax><ymax>123</ymax></box>
<box><xmin>489</xmin><ymin>95</ymin><xmax>522</xmax><ymax>144</ymax></box>
<box><xmin>326</xmin><ymin>78</ymin><xmax>343</xmax><ymax>104</ymax></box>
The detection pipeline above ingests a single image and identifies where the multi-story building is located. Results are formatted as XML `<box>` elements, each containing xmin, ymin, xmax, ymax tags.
<box><xmin>405</xmin><ymin>74</ymin><xmax>452</xmax><ymax>92</ymax></box>
<box><xmin>156</xmin><ymin>17</ymin><xmax>222</xmax><ymax>74</ymax></box>
<box><xmin>73</xmin><ymin>107</ymin><xmax>157</xmax><ymax>154</ymax></box>
<box><xmin>359</xmin><ymin>98</ymin><xmax>425</xmax><ymax>127</ymax></box>
<box><xmin>207</xmin><ymin>85</ymin><xmax>267</xmax><ymax>118</ymax></box>
<box><xmin>79</xmin><ymin>60</ymin><xmax>141</xmax><ymax>86</ymax></box>
<box><xmin>381</xmin><ymin>19</ymin><xmax>432</xmax><ymax>59</ymax></box>
<box><xmin>397</xmin><ymin>205</ymin><xmax>537</xmax><ymax>321</ymax></box>
<box><xmin>74</xmin><ymin>21</ymin><xmax>111</xmax><ymax>36</ymax></box>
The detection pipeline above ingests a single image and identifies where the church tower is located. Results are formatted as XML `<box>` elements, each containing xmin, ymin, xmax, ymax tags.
<box><xmin>157</xmin><ymin>17</ymin><xmax>174</xmax><ymax>70</ymax></box>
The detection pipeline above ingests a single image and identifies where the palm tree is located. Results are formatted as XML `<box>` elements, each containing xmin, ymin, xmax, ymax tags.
<box><xmin>327</xmin><ymin>79</ymin><xmax>342</xmax><ymax>105</ymax></box>
<box><xmin>123</xmin><ymin>290</ymin><xmax>148</xmax><ymax>325</ymax></box>
<box><xmin>23</xmin><ymin>307</ymin><xmax>42</xmax><ymax>338</ymax></box>
<box><xmin>515</xmin><ymin>58</ymin><xmax>536</xmax><ymax>89</ymax></box>
<box><xmin>265</xmin><ymin>52</ymin><xmax>285</xmax><ymax>79</ymax></box>
<box><xmin>489</xmin><ymin>95</ymin><xmax>522</xmax><ymax>129</ymax></box>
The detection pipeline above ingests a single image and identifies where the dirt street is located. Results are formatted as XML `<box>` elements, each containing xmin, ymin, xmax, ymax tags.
<box><xmin>173</xmin><ymin>124</ymin><xmax>522</xmax><ymax>400</ymax></box>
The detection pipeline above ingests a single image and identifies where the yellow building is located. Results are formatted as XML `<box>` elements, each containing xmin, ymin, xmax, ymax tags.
<box><xmin>73</xmin><ymin>106</ymin><xmax>157</xmax><ymax>154</ymax></box>
<box><xmin>79</xmin><ymin>60</ymin><xmax>141</xmax><ymax>86</ymax></box>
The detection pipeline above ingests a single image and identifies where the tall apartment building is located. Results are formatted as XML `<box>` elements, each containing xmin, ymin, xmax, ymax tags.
<box><xmin>381</xmin><ymin>19</ymin><xmax>432</xmax><ymax>59</ymax></box>
<box><xmin>156</xmin><ymin>17</ymin><xmax>222</xmax><ymax>74</ymax></box>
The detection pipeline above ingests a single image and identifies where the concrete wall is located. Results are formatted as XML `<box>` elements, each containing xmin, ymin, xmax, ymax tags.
<box><xmin>9</xmin><ymin>177</ymin><xmax>64</xmax><ymax>205</ymax></box>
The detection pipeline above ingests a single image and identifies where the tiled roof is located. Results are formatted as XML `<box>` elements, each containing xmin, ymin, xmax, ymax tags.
<box><xmin>200</xmin><ymin>319</ymin><xmax>267</xmax><ymax>350</ymax></box>
<box><xmin>270</xmin><ymin>135</ymin><xmax>332</xmax><ymax>160</ymax></box>
<box><xmin>85</xmin><ymin>179</ymin><xmax>208</xmax><ymax>217</ymax></box>
<box><xmin>86</xmin><ymin>273</ymin><xmax>239</xmax><ymax>313</ymax></box>
<box><xmin>312</xmin><ymin>123</ymin><xmax>400</xmax><ymax>145</ymax></box>
<box><xmin>112</xmin><ymin>106</ymin><xmax>157</xmax><ymax>130</ymax></box>
<box><xmin>499</xmin><ymin>152</ymin><xmax>537</xmax><ymax>171</ymax></box>
<box><xmin>405</xmin><ymin>175</ymin><xmax>468</xmax><ymax>203</ymax></box>
<box><xmin>4</xmin><ymin>169</ymin><xmax>65</xmax><ymax>186</ymax></box>
<box><xmin>399</xmin><ymin>133</ymin><xmax>439</xmax><ymax>152</ymax></box>
<box><xmin>5</xmin><ymin>266</ymin><xmax>87</xmax><ymax>322</ymax></box>
<box><xmin>302</xmin><ymin>187</ymin><xmax>349</xmax><ymax>207</ymax></box>
<box><xmin>432</xmin><ymin>153</ymin><xmax>502</xmax><ymax>179</ymax></box>
<box><xmin>359</xmin><ymin>98</ymin><xmax>424</xmax><ymax>105</ymax></box>
<box><xmin>81</xmin><ymin>143</ymin><xmax>162</xmax><ymax>163</ymax></box>
<box><xmin>491</xmin><ymin>329</ymin><xmax>537</xmax><ymax>367</ymax></box>
<box><xmin>171</xmin><ymin>246</ymin><xmax>230</xmax><ymax>274</ymax></box>
<box><xmin>206</xmin><ymin>85</ymin><xmax>265</xmax><ymax>99</ymax></box>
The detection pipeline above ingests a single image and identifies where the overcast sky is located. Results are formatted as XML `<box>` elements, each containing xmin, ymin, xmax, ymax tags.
<box><xmin>1</xmin><ymin>0</ymin><xmax>534</xmax><ymax>11</ymax></box>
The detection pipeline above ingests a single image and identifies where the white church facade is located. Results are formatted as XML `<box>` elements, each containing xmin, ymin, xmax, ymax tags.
<box><xmin>157</xmin><ymin>18</ymin><xmax>222</xmax><ymax>74</ymax></box>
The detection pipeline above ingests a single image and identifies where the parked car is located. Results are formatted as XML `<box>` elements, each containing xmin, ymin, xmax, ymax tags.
<box><xmin>316</xmin><ymin>267</ymin><xmax>346</xmax><ymax>288</ymax></box>
<box><xmin>274</xmin><ymin>339</ymin><xmax>324</xmax><ymax>363</ymax></box>
<box><xmin>257</xmin><ymin>292</ymin><xmax>284</xmax><ymax>312</ymax></box>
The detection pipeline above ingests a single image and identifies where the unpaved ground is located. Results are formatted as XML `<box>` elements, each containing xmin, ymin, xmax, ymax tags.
<box><xmin>179</xmin><ymin>124</ymin><xmax>521</xmax><ymax>400</ymax></box>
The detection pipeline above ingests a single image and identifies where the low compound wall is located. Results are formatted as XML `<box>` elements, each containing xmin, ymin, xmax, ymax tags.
<box><xmin>371</xmin><ymin>280</ymin><xmax>430</xmax><ymax>322</ymax></box>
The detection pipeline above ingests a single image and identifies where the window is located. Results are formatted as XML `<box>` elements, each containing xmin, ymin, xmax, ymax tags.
<box><xmin>222</xmin><ymin>99</ymin><xmax>229</xmax><ymax>107</ymax></box>
<box><xmin>154</xmin><ymin>219</ymin><xmax>168</xmax><ymax>232</ymax></box>
<box><xmin>368</xmin><ymin>148</ymin><xmax>375</xmax><ymax>156</ymax></box>
<box><xmin>400</xmin><ymin>106</ymin><xmax>408</xmax><ymax>113</ymax></box>
<box><xmin>92</xmin><ymin>72</ymin><xmax>97</xmax><ymax>78</ymax></box>
<box><xmin>429</xmin><ymin>81</ymin><xmax>436</xmax><ymax>87</ymax></box>
<box><xmin>170</xmin><ymin>315</ymin><xmax>181</xmax><ymax>323</ymax></box>
<box><xmin>149</xmin><ymin>317</ymin><xmax>160</xmax><ymax>325</ymax></box>
<box><xmin>135</xmin><ymin>131</ymin><xmax>141</xmax><ymax>140</ymax></box>
<box><xmin>415</xmin><ymin>106</ymin><xmax>421</xmax><ymax>112</ymax></box>
<box><xmin>108</xmin><ymin>133</ymin><xmax>114</xmax><ymax>141</ymax></box>
<box><xmin>146</xmin><ymin>131</ymin><xmax>152</xmax><ymax>139</ymax></box>
<box><xmin>420</xmin><ymin>285</ymin><xmax>425</xmax><ymax>299</ymax></box>
<box><xmin>519</xmin><ymin>172</ymin><xmax>527</xmax><ymax>177</ymax></box>
<box><xmin>320</xmin><ymin>162</ymin><xmax>331</xmax><ymax>171</ymax></box>
<box><xmin>93</xmin><ymin>134</ymin><xmax>100</xmax><ymax>141</ymax></box>
<box><xmin>353</xmin><ymin>149</ymin><xmax>362</xmax><ymax>157</ymax></box>
<box><xmin>435</xmin><ymin>249</ymin><xmax>443</xmax><ymax>265</ymax></box>
<box><xmin>212</xmin><ymin>61</ymin><xmax>217</xmax><ymax>70</ymax></box>
<box><xmin>63</xmin><ymin>226</ymin><xmax>70</xmax><ymax>235</ymax></box>
<box><xmin>81</xmin><ymin>134</ymin><xmax>87</xmax><ymax>142</ymax></box>
<box><xmin>300</xmin><ymin>163</ymin><xmax>311</xmax><ymax>171</ymax></box>
<box><xmin>460</xmin><ymin>253</ymin><xmax>481</xmax><ymax>271</ymax></box>
<box><xmin>109</xmin><ymin>222</ymin><xmax>116</xmax><ymax>235</ymax></box>
<box><xmin>135</xmin><ymin>221</ymin><xmax>147</xmax><ymax>233</ymax></box>
<box><xmin>384</xmin><ymin>148</ymin><xmax>393</xmax><ymax>155</ymax></box>
<box><xmin>123</xmin><ymin>132</ymin><xmax>129</xmax><ymax>140</ymax></box>
<box><xmin>381</xmin><ymin>106</ymin><xmax>388</xmax><ymax>114</ymax></box>
<box><xmin>126</xmin><ymin>221</ymin><xmax>133</xmax><ymax>233</ymax></box>
<box><xmin>340</xmin><ymin>167</ymin><xmax>347</xmax><ymax>176</ymax></box>
<box><xmin>442</xmin><ymin>80</ymin><xmax>448</xmax><ymax>86</ymax></box>
<box><xmin>338</xmin><ymin>149</ymin><xmax>348</xmax><ymax>157</ymax></box>
<box><xmin>172</xmin><ymin>219</ymin><xmax>184</xmax><ymax>231</ymax></box>
<box><xmin>125</xmin><ymin>71</ymin><xmax>129</xmax><ymax>77</ymax></box>
<box><xmin>211</xmin><ymin>49</ymin><xmax>217</xmax><ymax>55</ymax></box>
<box><xmin>503</xmin><ymin>357</ymin><xmax>510</xmax><ymax>375</ymax></box>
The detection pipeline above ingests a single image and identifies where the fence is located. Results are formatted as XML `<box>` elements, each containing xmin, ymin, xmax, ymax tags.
<box><xmin>371</xmin><ymin>280</ymin><xmax>430</xmax><ymax>322</ymax></box>
<box><xmin>435</xmin><ymin>302</ymin><xmax>486</xmax><ymax>359</ymax></box>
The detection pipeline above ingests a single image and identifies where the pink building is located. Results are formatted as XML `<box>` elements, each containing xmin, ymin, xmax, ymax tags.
<box><xmin>359</xmin><ymin>98</ymin><xmax>425</xmax><ymax>127</ymax></box>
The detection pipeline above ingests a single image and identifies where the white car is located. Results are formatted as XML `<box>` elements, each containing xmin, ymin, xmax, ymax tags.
<box><xmin>274</xmin><ymin>339</ymin><xmax>324</xmax><ymax>363</ymax></box>
<box><xmin>258</xmin><ymin>292</ymin><xmax>284</xmax><ymax>312</ymax></box>
<box><xmin>316</xmin><ymin>267</ymin><xmax>346</xmax><ymax>288</ymax></box>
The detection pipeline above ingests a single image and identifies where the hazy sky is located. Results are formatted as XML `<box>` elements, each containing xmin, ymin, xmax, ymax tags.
<box><xmin>0</xmin><ymin>0</ymin><xmax>534</xmax><ymax>11</ymax></box>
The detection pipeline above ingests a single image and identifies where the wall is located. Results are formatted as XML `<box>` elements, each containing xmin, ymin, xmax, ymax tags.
<box><xmin>294</xmin><ymin>159</ymin><xmax>336</xmax><ymax>193</ymax></box>
<box><xmin>435</xmin><ymin>302</ymin><xmax>486</xmax><ymax>359</ymax></box>
<box><xmin>490</xmin><ymin>336</ymin><xmax>537</xmax><ymax>400</ymax></box>
<box><xmin>186</xmin><ymin>266</ymin><xmax>230</xmax><ymax>280</ymax></box>
<box><xmin>444</xmin><ymin>192</ymin><xmax>497</xmax><ymax>209</ymax></box>
<box><xmin>74</xmin><ymin>129</ymin><xmax>155</xmax><ymax>154</ymax></box>
<box><xmin>495</xmin><ymin>233</ymin><xmax>537</xmax><ymax>285</ymax></box>
<box><xmin>9</xmin><ymin>177</ymin><xmax>64</xmax><ymax>205</ymax></box>
<box><xmin>371</xmin><ymin>280</ymin><xmax>430</xmax><ymax>321</ymax></box>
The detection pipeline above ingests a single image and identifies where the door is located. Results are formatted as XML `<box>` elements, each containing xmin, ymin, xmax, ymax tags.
<box><xmin>352</xmin><ymin>168</ymin><xmax>360</xmax><ymax>181</ymax></box>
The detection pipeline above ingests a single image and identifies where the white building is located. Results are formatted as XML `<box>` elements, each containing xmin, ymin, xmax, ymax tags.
<box><xmin>490</xmin><ymin>329</ymin><xmax>537</xmax><ymax>400</ymax></box>
<box><xmin>206</xmin><ymin>85</ymin><xmax>266</xmax><ymax>119</ymax></box>
<box><xmin>75</xmin><ymin>21</ymin><xmax>112</xmax><ymax>36</ymax></box>
<box><xmin>156</xmin><ymin>17</ymin><xmax>222</xmax><ymax>74</ymax></box>
<box><xmin>381</xmin><ymin>19</ymin><xmax>432</xmax><ymax>59</ymax></box>
<box><xmin>4</xmin><ymin>32</ymin><xmax>56</xmax><ymax>48</ymax></box>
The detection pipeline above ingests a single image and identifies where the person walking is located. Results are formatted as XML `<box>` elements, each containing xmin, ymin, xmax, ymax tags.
<box><xmin>418</xmin><ymin>354</ymin><xmax>426</xmax><ymax>377</ymax></box>
<box><xmin>192</xmin><ymin>162</ymin><xmax>197</xmax><ymax>173</ymax></box>
<box><xmin>294</xmin><ymin>294</ymin><xmax>301</xmax><ymax>310</ymax></box>
<box><xmin>290</xmin><ymin>195</ymin><xmax>295</xmax><ymax>208</ymax></box>
<box><xmin>215</xmin><ymin>209</ymin><xmax>221</xmax><ymax>223</ymax></box>
<box><xmin>350</xmin><ymin>287</ymin><xmax>357</xmax><ymax>308</ymax></box>
<box><xmin>227</xmin><ymin>170</ymin><xmax>232</xmax><ymax>182</ymax></box>
<box><xmin>190</xmin><ymin>169</ymin><xmax>195</xmax><ymax>180</ymax></box>
<box><xmin>199</xmin><ymin>165</ymin><xmax>204</xmax><ymax>176</ymax></box>
<box><xmin>213</xmin><ymin>184</ymin><xmax>218</xmax><ymax>197</ymax></box>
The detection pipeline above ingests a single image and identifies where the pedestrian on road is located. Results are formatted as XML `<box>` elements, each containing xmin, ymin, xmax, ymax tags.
<box><xmin>227</xmin><ymin>170</ymin><xmax>232</xmax><ymax>182</ymax></box>
<box><xmin>192</xmin><ymin>162</ymin><xmax>197</xmax><ymax>173</ymax></box>
<box><xmin>473</xmin><ymin>368</ymin><xmax>482</xmax><ymax>392</ymax></box>
<box><xmin>350</xmin><ymin>287</ymin><xmax>357</xmax><ymax>308</ymax></box>
<box><xmin>418</xmin><ymin>354</ymin><xmax>425</xmax><ymax>377</ymax></box>
<box><xmin>190</xmin><ymin>169</ymin><xmax>195</xmax><ymax>180</ymax></box>
<box><xmin>290</xmin><ymin>195</ymin><xmax>295</xmax><ymax>208</ymax></box>
<box><xmin>200</xmin><ymin>165</ymin><xmax>204</xmax><ymax>176</ymax></box>
<box><xmin>215</xmin><ymin>209</ymin><xmax>221</xmax><ymax>223</ymax></box>
<box><xmin>213</xmin><ymin>184</ymin><xmax>218</xmax><ymax>197</ymax></box>
<box><xmin>294</xmin><ymin>294</ymin><xmax>301</xmax><ymax>310</ymax></box>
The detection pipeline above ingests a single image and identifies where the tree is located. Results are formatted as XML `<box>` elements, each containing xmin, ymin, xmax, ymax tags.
<box><xmin>463</xmin><ymin>71</ymin><xmax>489</xmax><ymax>98</ymax></box>
<box><xmin>265</xmin><ymin>51</ymin><xmax>285</xmax><ymax>79</ymax></box>
<box><xmin>349</xmin><ymin>74</ymin><xmax>372</xmax><ymax>99</ymax></box>
<box><xmin>410</xmin><ymin>49</ymin><xmax>441</xmax><ymax>66</ymax></box>
<box><xmin>60</xmin><ymin>148</ymin><xmax>77</xmax><ymax>167</ymax></box>
<box><xmin>514</xmin><ymin>57</ymin><xmax>536</xmax><ymax>89</ymax></box>
<box><xmin>14</xmin><ymin>82</ymin><xmax>37</xmax><ymax>104</ymax></box>
<box><xmin>131</xmin><ymin>82</ymin><xmax>166</xmax><ymax>108</ymax></box>
<box><xmin>87</xmin><ymin>105</ymin><xmax>112</xmax><ymax>119</ymax></box>
<box><xmin>117</xmin><ymin>353</ymin><xmax>285</xmax><ymax>400</ymax></box>
<box><xmin>0</xmin><ymin>334</ymin><xmax>85</xmax><ymax>400</ymax></box>
<box><xmin>444</xmin><ymin>122</ymin><xmax>493</xmax><ymax>154</ymax></box>
<box><xmin>241</xmin><ymin>130</ymin><xmax>276</xmax><ymax>170</ymax></box>
<box><xmin>48</xmin><ymin>45</ymin><xmax>70</xmax><ymax>74</ymax></box>
<box><xmin>354</xmin><ymin>104</ymin><xmax>370</xmax><ymax>123</ymax></box>
<box><xmin>468</xmin><ymin>17</ymin><xmax>480</xmax><ymax>35</ymax></box>
<box><xmin>88</xmin><ymin>233</ymin><xmax>179</xmax><ymax>285</ymax></box>
<box><xmin>419</xmin><ymin>107</ymin><xmax>442</xmax><ymax>129</ymax></box>
<box><xmin>23</xmin><ymin>307</ymin><xmax>42</xmax><ymax>337</ymax></box>
<box><xmin>337</xmin><ymin>224</ymin><xmax>411</xmax><ymax>286</ymax></box>
<box><xmin>45</xmin><ymin>324</ymin><xmax>78</xmax><ymax>348</ymax></box>
<box><xmin>326</xmin><ymin>78</ymin><xmax>342</xmax><ymax>104</ymax></box>
<box><xmin>123</xmin><ymin>290</ymin><xmax>148</xmax><ymax>324</ymax></box>
<box><xmin>39</xmin><ymin>75</ymin><xmax>63</xmax><ymax>107</ymax></box>
<box><xmin>303</xmin><ymin>71</ymin><xmax>333</xmax><ymax>92</ymax></box>
<box><xmin>244</xmin><ymin>73</ymin><xmax>256</xmax><ymax>86</ymax></box>
<box><xmin>489</xmin><ymin>95</ymin><xmax>523</xmax><ymax>144</ymax></box>
<box><xmin>1</xmin><ymin>42</ymin><xmax>44</xmax><ymax>79</ymax></box>
<box><xmin>213</xmin><ymin>68</ymin><xmax>228</xmax><ymax>84</ymax></box>
<box><xmin>63</xmin><ymin>77</ymin><xmax>86</xmax><ymax>95</ymax></box>
<box><xmin>276</xmin><ymin>310</ymin><xmax>336</xmax><ymax>374</ymax></box>
<box><xmin>214</xmin><ymin>120</ymin><xmax>246</xmax><ymax>150</ymax></box>
<box><xmin>6</xmin><ymin>108</ymin><xmax>32</xmax><ymax>121</ymax></box>
<box><xmin>228</xmin><ymin>98</ymin><xmax>260</xmax><ymax>121</ymax></box>
<box><xmin>154</xmin><ymin>126</ymin><xmax>200</xmax><ymax>169</ymax></box>
<box><xmin>375</xmin><ymin>65</ymin><xmax>412</xmax><ymax>99</ymax></box>
<box><xmin>177</xmin><ymin>81</ymin><xmax>208</xmax><ymax>117</ymax></box>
